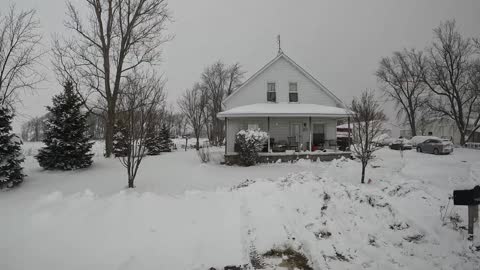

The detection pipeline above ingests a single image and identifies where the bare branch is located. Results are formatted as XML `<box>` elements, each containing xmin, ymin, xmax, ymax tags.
<box><xmin>0</xmin><ymin>5</ymin><xmax>44</xmax><ymax>107</ymax></box>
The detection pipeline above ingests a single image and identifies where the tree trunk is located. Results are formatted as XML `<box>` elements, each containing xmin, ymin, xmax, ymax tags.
<box><xmin>460</xmin><ymin>130</ymin><xmax>466</xmax><ymax>146</ymax></box>
<box><xmin>128</xmin><ymin>177</ymin><xmax>135</xmax><ymax>188</ymax></box>
<box><xmin>104</xmin><ymin>103</ymin><xmax>116</xmax><ymax>157</ymax></box>
<box><xmin>196</xmin><ymin>137</ymin><xmax>200</xmax><ymax>150</ymax></box>
<box><xmin>361</xmin><ymin>163</ymin><xmax>366</xmax><ymax>184</ymax></box>
<box><xmin>409</xmin><ymin>114</ymin><xmax>417</xmax><ymax>137</ymax></box>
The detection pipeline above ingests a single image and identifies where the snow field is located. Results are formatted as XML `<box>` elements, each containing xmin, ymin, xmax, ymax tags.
<box><xmin>1</xmin><ymin>143</ymin><xmax>480</xmax><ymax>269</ymax></box>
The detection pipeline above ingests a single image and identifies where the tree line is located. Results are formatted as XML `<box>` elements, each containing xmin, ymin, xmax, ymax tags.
<box><xmin>178</xmin><ymin>61</ymin><xmax>244</xmax><ymax>150</ymax></box>
<box><xmin>20</xmin><ymin>104</ymin><xmax>186</xmax><ymax>142</ymax></box>
<box><xmin>377</xmin><ymin>20</ymin><xmax>480</xmax><ymax>145</ymax></box>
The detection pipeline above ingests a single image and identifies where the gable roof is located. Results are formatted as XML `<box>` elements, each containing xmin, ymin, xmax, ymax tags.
<box><xmin>223</xmin><ymin>52</ymin><xmax>346</xmax><ymax>108</ymax></box>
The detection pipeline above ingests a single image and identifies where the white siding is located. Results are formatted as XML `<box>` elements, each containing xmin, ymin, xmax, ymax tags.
<box><xmin>225</xmin><ymin>57</ymin><xmax>338</xmax><ymax>109</ymax></box>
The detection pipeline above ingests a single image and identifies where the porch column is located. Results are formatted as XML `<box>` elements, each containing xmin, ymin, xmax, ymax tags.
<box><xmin>309</xmin><ymin>116</ymin><xmax>312</xmax><ymax>151</ymax></box>
<box><xmin>267</xmin><ymin>117</ymin><xmax>271</xmax><ymax>152</ymax></box>
<box><xmin>225</xmin><ymin>117</ymin><xmax>228</xmax><ymax>155</ymax></box>
<box><xmin>347</xmin><ymin>117</ymin><xmax>351</xmax><ymax>150</ymax></box>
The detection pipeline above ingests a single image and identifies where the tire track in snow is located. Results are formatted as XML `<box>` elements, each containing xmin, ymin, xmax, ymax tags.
<box><xmin>239</xmin><ymin>189</ymin><xmax>262</xmax><ymax>269</ymax></box>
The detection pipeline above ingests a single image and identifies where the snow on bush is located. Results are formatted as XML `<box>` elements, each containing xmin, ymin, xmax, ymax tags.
<box><xmin>235</xmin><ymin>129</ymin><xmax>268</xmax><ymax>166</ymax></box>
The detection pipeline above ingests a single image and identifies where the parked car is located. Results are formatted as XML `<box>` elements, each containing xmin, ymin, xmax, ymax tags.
<box><xmin>410</xmin><ymin>136</ymin><xmax>438</xmax><ymax>146</ymax></box>
<box><xmin>416</xmin><ymin>138</ymin><xmax>453</xmax><ymax>154</ymax></box>
<box><xmin>373</xmin><ymin>133</ymin><xmax>394</xmax><ymax>147</ymax></box>
<box><xmin>389</xmin><ymin>138</ymin><xmax>413</xmax><ymax>150</ymax></box>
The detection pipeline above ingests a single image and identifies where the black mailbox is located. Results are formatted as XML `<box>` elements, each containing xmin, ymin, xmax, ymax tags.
<box><xmin>453</xmin><ymin>186</ymin><xmax>480</xmax><ymax>206</ymax></box>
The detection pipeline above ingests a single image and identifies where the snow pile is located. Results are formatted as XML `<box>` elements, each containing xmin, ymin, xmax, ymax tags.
<box><xmin>237</xmin><ymin>170</ymin><xmax>479</xmax><ymax>269</ymax></box>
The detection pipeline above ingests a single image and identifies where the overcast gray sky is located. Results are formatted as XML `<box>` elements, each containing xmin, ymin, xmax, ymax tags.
<box><xmin>8</xmin><ymin>0</ymin><xmax>480</xmax><ymax>132</ymax></box>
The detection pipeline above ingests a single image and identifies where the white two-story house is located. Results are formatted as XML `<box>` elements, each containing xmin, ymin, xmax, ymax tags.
<box><xmin>217</xmin><ymin>51</ymin><xmax>350</xmax><ymax>162</ymax></box>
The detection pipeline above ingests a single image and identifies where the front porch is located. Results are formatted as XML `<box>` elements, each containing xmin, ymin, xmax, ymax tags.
<box><xmin>222</xmin><ymin>116</ymin><xmax>351</xmax><ymax>163</ymax></box>
<box><xmin>217</xmin><ymin>103</ymin><xmax>351</xmax><ymax>164</ymax></box>
<box><xmin>226</xmin><ymin>116</ymin><xmax>342</xmax><ymax>151</ymax></box>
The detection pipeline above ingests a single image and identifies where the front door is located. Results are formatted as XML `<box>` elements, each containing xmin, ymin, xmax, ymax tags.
<box><xmin>290</xmin><ymin>123</ymin><xmax>302</xmax><ymax>147</ymax></box>
<box><xmin>312</xmin><ymin>123</ymin><xmax>325</xmax><ymax>148</ymax></box>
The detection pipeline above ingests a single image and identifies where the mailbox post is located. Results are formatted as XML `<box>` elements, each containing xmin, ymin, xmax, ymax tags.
<box><xmin>453</xmin><ymin>186</ymin><xmax>480</xmax><ymax>238</ymax></box>
<box><xmin>182</xmin><ymin>135</ymin><xmax>190</xmax><ymax>151</ymax></box>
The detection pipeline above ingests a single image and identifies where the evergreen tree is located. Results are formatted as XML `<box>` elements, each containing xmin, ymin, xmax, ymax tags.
<box><xmin>145</xmin><ymin>124</ymin><xmax>161</xmax><ymax>155</ymax></box>
<box><xmin>36</xmin><ymin>81</ymin><xmax>94</xmax><ymax>170</ymax></box>
<box><xmin>113</xmin><ymin>118</ymin><xmax>129</xmax><ymax>157</ymax></box>
<box><xmin>158</xmin><ymin>123</ymin><xmax>172</xmax><ymax>152</ymax></box>
<box><xmin>0</xmin><ymin>104</ymin><xmax>25</xmax><ymax>188</ymax></box>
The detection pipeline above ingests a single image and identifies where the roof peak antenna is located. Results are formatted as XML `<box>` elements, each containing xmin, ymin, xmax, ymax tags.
<box><xmin>277</xmin><ymin>34</ymin><xmax>283</xmax><ymax>55</ymax></box>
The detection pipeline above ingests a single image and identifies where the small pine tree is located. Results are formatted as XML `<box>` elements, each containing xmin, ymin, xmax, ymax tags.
<box><xmin>36</xmin><ymin>81</ymin><xmax>94</xmax><ymax>170</ymax></box>
<box><xmin>113</xmin><ymin>118</ymin><xmax>129</xmax><ymax>157</ymax></box>
<box><xmin>158</xmin><ymin>123</ymin><xmax>172</xmax><ymax>152</ymax></box>
<box><xmin>145</xmin><ymin>124</ymin><xmax>161</xmax><ymax>155</ymax></box>
<box><xmin>0</xmin><ymin>104</ymin><xmax>25</xmax><ymax>188</ymax></box>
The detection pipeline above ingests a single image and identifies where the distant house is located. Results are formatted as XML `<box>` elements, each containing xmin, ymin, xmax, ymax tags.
<box><xmin>217</xmin><ymin>50</ymin><xmax>351</xmax><ymax>162</ymax></box>
<box><xmin>402</xmin><ymin>117</ymin><xmax>480</xmax><ymax>144</ymax></box>
<box><xmin>336</xmin><ymin>121</ymin><xmax>393</xmax><ymax>147</ymax></box>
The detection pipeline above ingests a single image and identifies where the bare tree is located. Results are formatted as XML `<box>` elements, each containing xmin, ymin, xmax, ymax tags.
<box><xmin>178</xmin><ymin>83</ymin><xmax>208</xmax><ymax>150</ymax></box>
<box><xmin>201</xmin><ymin>61</ymin><xmax>244</xmax><ymax>145</ymax></box>
<box><xmin>415</xmin><ymin>107</ymin><xmax>436</xmax><ymax>136</ymax></box>
<box><xmin>350</xmin><ymin>90</ymin><xmax>387</xmax><ymax>184</ymax></box>
<box><xmin>422</xmin><ymin>20</ymin><xmax>480</xmax><ymax>145</ymax></box>
<box><xmin>117</xmin><ymin>71</ymin><xmax>165</xmax><ymax>188</ymax></box>
<box><xmin>20</xmin><ymin>115</ymin><xmax>47</xmax><ymax>141</ymax></box>
<box><xmin>376</xmin><ymin>49</ymin><xmax>427</xmax><ymax>136</ymax></box>
<box><xmin>52</xmin><ymin>0</ymin><xmax>171</xmax><ymax>157</ymax></box>
<box><xmin>0</xmin><ymin>5</ymin><xmax>43</xmax><ymax>107</ymax></box>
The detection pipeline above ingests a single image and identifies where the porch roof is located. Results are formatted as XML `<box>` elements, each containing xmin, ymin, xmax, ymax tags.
<box><xmin>217</xmin><ymin>103</ymin><xmax>350</xmax><ymax>119</ymax></box>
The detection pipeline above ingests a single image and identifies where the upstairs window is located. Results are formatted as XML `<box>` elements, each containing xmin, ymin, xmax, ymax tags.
<box><xmin>267</xmin><ymin>82</ymin><xmax>276</xmax><ymax>102</ymax></box>
<box><xmin>289</xmin><ymin>82</ymin><xmax>298</xmax><ymax>102</ymax></box>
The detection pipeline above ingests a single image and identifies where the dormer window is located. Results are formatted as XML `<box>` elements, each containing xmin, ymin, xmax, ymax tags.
<box><xmin>289</xmin><ymin>82</ymin><xmax>298</xmax><ymax>102</ymax></box>
<box><xmin>267</xmin><ymin>82</ymin><xmax>276</xmax><ymax>102</ymax></box>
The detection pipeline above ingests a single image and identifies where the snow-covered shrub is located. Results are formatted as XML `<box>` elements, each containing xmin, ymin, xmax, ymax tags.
<box><xmin>0</xmin><ymin>104</ymin><xmax>25</xmax><ymax>189</ymax></box>
<box><xmin>235</xmin><ymin>129</ymin><xmax>268</xmax><ymax>166</ymax></box>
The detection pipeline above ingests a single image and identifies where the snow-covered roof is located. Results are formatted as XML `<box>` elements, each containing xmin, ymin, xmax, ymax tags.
<box><xmin>217</xmin><ymin>103</ymin><xmax>350</xmax><ymax>118</ymax></box>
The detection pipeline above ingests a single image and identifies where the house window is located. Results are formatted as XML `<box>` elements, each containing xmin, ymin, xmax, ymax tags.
<box><xmin>267</xmin><ymin>82</ymin><xmax>276</xmax><ymax>102</ymax></box>
<box><xmin>247</xmin><ymin>123</ymin><xmax>259</xmax><ymax>130</ymax></box>
<box><xmin>289</xmin><ymin>82</ymin><xmax>298</xmax><ymax>102</ymax></box>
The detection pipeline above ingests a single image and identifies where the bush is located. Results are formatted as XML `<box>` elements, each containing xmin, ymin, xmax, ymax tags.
<box><xmin>235</xmin><ymin>129</ymin><xmax>268</xmax><ymax>166</ymax></box>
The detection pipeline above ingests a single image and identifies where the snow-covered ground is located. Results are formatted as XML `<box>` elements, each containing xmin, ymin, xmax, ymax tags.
<box><xmin>1</xmin><ymin>142</ymin><xmax>480</xmax><ymax>269</ymax></box>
